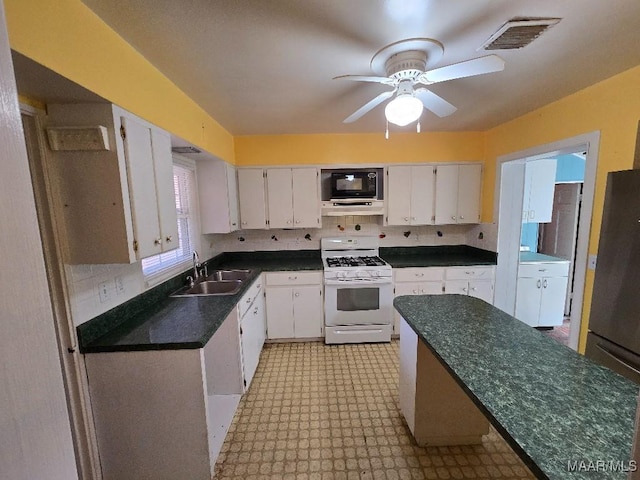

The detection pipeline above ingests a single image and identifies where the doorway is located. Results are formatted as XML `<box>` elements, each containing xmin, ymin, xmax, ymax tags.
<box><xmin>494</xmin><ymin>133</ymin><xmax>599</xmax><ymax>351</ymax></box>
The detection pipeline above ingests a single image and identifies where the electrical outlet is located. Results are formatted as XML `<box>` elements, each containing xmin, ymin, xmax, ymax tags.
<box><xmin>588</xmin><ymin>255</ymin><xmax>597</xmax><ymax>270</ymax></box>
<box><xmin>98</xmin><ymin>281</ymin><xmax>111</xmax><ymax>303</ymax></box>
<box><xmin>115</xmin><ymin>276</ymin><xmax>125</xmax><ymax>295</ymax></box>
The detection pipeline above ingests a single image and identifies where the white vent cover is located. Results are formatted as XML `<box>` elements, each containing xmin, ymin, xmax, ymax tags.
<box><xmin>46</xmin><ymin>126</ymin><xmax>110</xmax><ymax>151</ymax></box>
<box><xmin>480</xmin><ymin>18</ymin><xmax>561</xmax><ymax>50</ymax></box>
<box><xmin>171</xmin><ymin>146</ymin><xmax>201</xmax><ymax>154</ymax></box>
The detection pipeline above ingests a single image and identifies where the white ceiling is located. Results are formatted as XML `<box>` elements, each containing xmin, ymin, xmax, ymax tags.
<box><xmin>78</xmin><ymin>1</ymin><xmax>640</xmax><ymax>136</ymax></box>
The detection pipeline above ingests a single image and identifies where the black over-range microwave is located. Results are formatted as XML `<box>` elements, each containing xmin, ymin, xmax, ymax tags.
<box><xmin>330</xmin><ymin>170</ymin><xmax>378</xmax><ymax>199</ymax></box>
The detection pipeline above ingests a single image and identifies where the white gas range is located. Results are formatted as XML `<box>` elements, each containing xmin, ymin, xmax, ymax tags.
<box><xmin>321</xmin><ymin>237</ymin><xmax>393</xmax><ymax>344</ymax></box>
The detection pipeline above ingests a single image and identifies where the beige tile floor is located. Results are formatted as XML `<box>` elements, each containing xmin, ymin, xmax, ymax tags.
<box><xmin>214</xmin><ymin>341</ymin><xmax>535</xmax><ymax>480</ymax></box>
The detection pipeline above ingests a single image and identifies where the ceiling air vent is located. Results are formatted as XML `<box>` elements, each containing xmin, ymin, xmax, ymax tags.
<box><xmin>171</xmin><ymin>146</ymin><xmax>201</xmax><ymax>154</ymax></box>
<box><xmin>480</xmin><ymin>18</ymin><xmax>561</xmax><ymax>50</ymax></box>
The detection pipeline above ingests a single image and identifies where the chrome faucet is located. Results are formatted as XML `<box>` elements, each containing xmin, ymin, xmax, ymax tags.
<box><xmin>192</xmin><ymin>251</ymin><xmax>201</xmax><ymax>280</ymax></box>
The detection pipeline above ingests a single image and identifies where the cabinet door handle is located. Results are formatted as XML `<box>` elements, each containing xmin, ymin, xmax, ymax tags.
<box><xmin>287</xmin><ymin>220</ymin><xmax>292</xmax><ymax>224</ymax></box>
<box><xmin>420</xmin><ymin>289</ymin><xmax>426</xmax><ymax>294</ymax></box>
<box><xmin>538</xmin><ymin>268</ymin><xmax>547</xmax><ymax>272</ymax></box>
<box><xmin>289</xmin><ymin>276</ymin><xmax>297</xmax><ymax>281</ymax></box>
<box><xmin>412</xmin><ymin>289</ymin><xmax>418</xmax><ymax>294</ymax></box>
<box><xmin>403</xmin><ymin>216</ymin><xmax>409</xmax><ymax>221</ymax></box>
<box><xmin>246</xmin><ymin>298</ymin><xmax>252</xmax><ymax>304</ymax></box>
<box><xmin>154</xmin><ymin>238</ymin><xmax>162</xmax><ymax>245</ymax></box>
<box><xmin>537</xmin><ymin>279</ymin><xmax>542</xmax><ymax>288</ymax></box>
<box><xmin>462</xmin><ymin>287</ymin><xmax>468</xmax><ymax>293</ymax></box>
<box><xmin>253</xmin><ymin>308</ymin><xmax>259</xmax><ymax>315</ymax></box>
<box><xmin>295</xmin><ymin>220</ymin><xmax>300</xmax><ymax>224</ymax></box>
<box><xmin>465</xmin><ymin>271</ymin><xmax>475</xmax><ymax>275</ymax></box>
<box><xmin>416</xmin><ymin>273</ymin><xmax>424</xmax><ymax>277</ymax></box>
<box><xmin>451</xmin><ymin>216</ymin><xmax>456</xmax><ymax>220</ymax></box>
<box><xmin>231</xmin><ymin>222</ymin><xmax>237</xmax><ymax>226</ymax></box>
<box><xmin>543</xmin><ymin>279</ymin><xmax>548</xmax><ymax>288</ymax></box>
<box><xmin>411</xmin><ymin>216</ymin><xmax>416</xmax><ymax>221</ymax></box>
<box><xmin>459</xmin><ymin>215</ymin><xmax>464</xmax><ymax>220</ymax></box>
<box><xmin>294</xmin><ymin>292</ymin><xmax>300</xmax><ymax>297</ymax></box>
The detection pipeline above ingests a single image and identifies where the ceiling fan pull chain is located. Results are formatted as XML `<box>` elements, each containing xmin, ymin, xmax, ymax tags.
<box><xmin>417</xmin><ymin>121</ymin><xmax>421</xmax><ymax>133</ymax></box>
<box><xmin>385</xmin><ymin>121</ymin><xmax>389</xmax><ymax>140</ymax></box>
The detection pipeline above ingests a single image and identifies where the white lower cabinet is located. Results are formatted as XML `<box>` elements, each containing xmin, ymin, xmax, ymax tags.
<box><xmin>393</xmin><ymin>268</ymin><xmax>445</xmax><ymax>335</ymax></box>
<box><xmin>443</xmin><ymin>266</ymin><xmax>495</xmax><ymax>304</ymax></box>
<box><xmin>84</xmin><ymin>277</ymin><xmax>265</xmax><ymax>480</ymax></box>
<box><xmin>265</xmin><ymin>271</ymin><xmax>323</xmax><ymax>339</ymax></box>
<box><xmin>515</xmin><ymin>262</ymin><xmax>569</xmax><ymax>327</ymax></box>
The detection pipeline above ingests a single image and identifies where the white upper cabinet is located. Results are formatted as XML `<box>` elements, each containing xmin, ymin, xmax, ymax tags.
<box><xmin>387</xmin><ymin>165</ymin><xmax>435</xmax><ymax>226</ymax></box>
<box><xmin>198</xmin><ymin>160</ymin><xmax>239</xmax><ymax>233</ymax></box>
<box><xmin>48</xmin><ymin>103</ymin><xmax>177</xmax><ymax>264</ymax></box>
<box><xmin>523</xmin><ymin>159</ymin><xmax>557</xmax><ymax>223</ymax></box>
<box><xmin>237</xmin><ymin>168</ymin><xmax>268</xmax><ymax>229</ymax></box>
<box><xmin>266</xmin><ymin>167</ymin><xmax>320</xmax><ymax>229</ymax></box>
<box><xmin>434</xmin><ymin>164</ymin><xmax>482</xmax><ymax>224</ymax></box>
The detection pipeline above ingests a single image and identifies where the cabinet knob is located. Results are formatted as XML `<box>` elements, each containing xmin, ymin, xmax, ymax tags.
<box><xmin>451</xmin><ymin>216</ymin><xmax>456</xmax><ymax>220</ymax></box>
<box><xmin>416</xmin><ymin>273</ymin><xmax>424</xmax><ymax>277</ymax></box>
<box><xmin>246</xmin><ymin>298</ymin><xmax>252</xmax><ymax>304</ymax></box>
<box><xmin>537</xmin><ymin>279</ymin><xmax>542</xmax><ymax>288</ymax></box>
<box><xmin>543</xmin><ymin>279</ymin><xmax>548</xmax><ymax>288</ymax></box>
<box><xmin>460</xmin><ymin>215</ymin><xmax>464</xmax><ymax>220</ymax></box>
<box><xmin>289</xmin><ymin>276</ymin><xmax>297</xmax><ymax>281</ymax></box>
<box><xmin>165</xmin><ymin>236</ymin><xmax>172</xmax><ymax>243</ymax></box>
<box><xmin>295</xmin><ymin>220</ymin><xmax>300</xmax><ymax>224</ymax></box>
<box><xmin>253</xmin><ymin>308</ymin><xmax>259</xmax><ymax>315</ymax></box>
<box><xmin>420</xmin><ymin>289</ymin><xmax>426</xmax><ymax>294</ymax></box>
<box><xmin>404</xmin><ymin>217</ymin><xmax>409</xmax><ymax>221</ymax></box>
<box><xmin>241</xmin><ymin>221</ymin><xmax>247</xmax><ymax>225</ymax></box>
<box><xmin>154</xmin><ymin>238</ymin><xmax>162</xmax><ymax>245</ymax></box>
<box><xmin>294</xmin><ymin>292</ymin><xmax>300</xmax><ymax>297</ymax></box>
<box><xmin>232</xmin><ymin>223</ymin><xmax>237</xmax><ymax>226</ymax></box>
<box><xmin>412</xmin><ymin>289</ymin><xmax>418</xmax><ymax>294</ymax></box>
<box><xmin>287</xmin><ymin>220</ymin><xmax>292</xmax><ymax>224</ymax></box>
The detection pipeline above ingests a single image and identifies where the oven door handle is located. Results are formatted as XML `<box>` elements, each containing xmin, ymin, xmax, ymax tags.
<box><xmin>324</xmin><ymin>278</ymin><xmax>392</xmax><ymax>286</ymax></box>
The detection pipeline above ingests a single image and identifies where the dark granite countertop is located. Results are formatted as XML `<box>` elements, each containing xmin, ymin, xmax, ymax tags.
<box><xmin>380</xmin><ymin>245</ymin><xmax>496</xmax><ymax>268</ymax></box>
<box><xmin>78</xmin><ymin>250</ymin><xmax>322</xmax><ymax>353</ymax></box>
<box><xmin>394</xmin><ymin>294</ymin><xmax>639</xmax><ymax>480</ymax></box>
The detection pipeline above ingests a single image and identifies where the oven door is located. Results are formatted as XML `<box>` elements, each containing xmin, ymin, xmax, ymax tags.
<box><xmin>324</xmin><ymin>278</ymin><xmax>393</xmax><ymax>326</ymax></box>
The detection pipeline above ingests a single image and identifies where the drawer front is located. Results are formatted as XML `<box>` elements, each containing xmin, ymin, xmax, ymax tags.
<box><xmin>265</xmin><ymin>271</ymin><xmax>323</xmax><ymax>286</ymax></box>
<box><xmin>395</xmin><ymin>267</ymin><xmax>445</xmax><ymax>283</ymax></box>
<box><xmin>518</xmin><ymin>262</ymin><xmax>569</xmax><ymax>278</ymax></box>
<box><xmin>445</xmin><ymin>266</ymin><xmax>494</xmax><ymax>280</ymax></box>
<box><xmin>239</xmin><ymin>275</ymin><xmax>263</xmax><ymax>317</ymax></box>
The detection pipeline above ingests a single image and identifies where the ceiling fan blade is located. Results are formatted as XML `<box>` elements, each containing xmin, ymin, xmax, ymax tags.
<box><xmin>343</xmin><ymin>90</ymin><xmax>395</xmax><ymax>123</ymax></box>
<box><xmin>333</xmin><ymin>74</ymin><xmax>396</xmax><ymax>86</ymax></box>
<box><xmin>421</xmin><ymin>55</ymin><xmax>505</xmax><ymax>84</ymax></box>
<box><xmin>414</xmin><ymin>88</ymin><xmax>457</xmax><ymax>117</ymax></box>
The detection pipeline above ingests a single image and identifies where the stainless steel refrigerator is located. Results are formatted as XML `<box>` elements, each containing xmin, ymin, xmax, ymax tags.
<box><xmin>585</xmin><ymin>169</ymin><xmax>640</xmax><ymax>383</ymax></box>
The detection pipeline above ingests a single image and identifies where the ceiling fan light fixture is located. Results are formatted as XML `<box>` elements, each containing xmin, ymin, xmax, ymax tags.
<box><xmin>385</xmin><ymin>94</ymin><xmax>423</xmax><ymax>127</ymax></box>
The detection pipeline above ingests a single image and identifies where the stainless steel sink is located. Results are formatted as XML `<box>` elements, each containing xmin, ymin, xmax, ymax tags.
<box><xmin>207</xmin><ymin>269</ymin><xmax>253</xmax><ymax>282</ymax></box>
<box><xmin>171</xmin><ymin>280</ymin><xmax>243</xmax><ymax>297</ymax></box>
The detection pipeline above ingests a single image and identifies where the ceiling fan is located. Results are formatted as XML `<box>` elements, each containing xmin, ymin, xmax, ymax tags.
<box><xmin>335</xmin><ymin>38</ymin><xmax>505</xmax><ymax>127</ymax></box>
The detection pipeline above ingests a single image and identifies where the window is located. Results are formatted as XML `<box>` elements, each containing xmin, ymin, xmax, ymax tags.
<box><xmin>142</xmin><ymin>159</ymin><xmax>199</xmax><ymax>283</ymax></box>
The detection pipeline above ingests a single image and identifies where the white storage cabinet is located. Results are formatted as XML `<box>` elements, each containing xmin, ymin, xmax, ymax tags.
<box><xmin>237</xmin><ymin>276</ymin><xmax>266</xmax><ymax>389</ymax></box>
<box><xmin>387</xmin><ymin>165</ymin><xmax>436</xmax><ymax>226</ymax></box>
<box><xmin>198</xmin><ymin>159</ymin><xmax>239</xmax><ymax>233</ymax></box>
<box><xmin>523</xmin><ymin>158</ymin><xmax>557</xmax><ymax>223</ymax></box>
<box><xmin>434</xmin><ymin>163</ymin><xmax>482</xmax><ymax>225</ymax></box>
<box><xmin>515</xmin><ymin>262</ymin><xmax>569</xmax><ymax>327</ymax></box>
<box><xmin>237</xmin><ymin>168</ymin><xmax>268</xmax><ymax>229</ymax></box>
<box><xmin>265</xmin><ymin>271</ymin><xmax>324</xmax><ymax>339</ymax></box>
<box><xmin>266</xmin><ymin>167</ymin><xmax>321</xmax><ymax>229</ymax></box>
<box><xmin>48</xmin><ymin>103</ymin><xmax>178</xmax><ymax>263</ymax></box>
<box><xmin>443</xmin><ymin>266</ymin><xmax>495</xmax><ymax>304</ymax></box>
<box><xmin>393</xmin><ymin>267</ymin><xmax>445</xmax><ymax>334</ymax></box>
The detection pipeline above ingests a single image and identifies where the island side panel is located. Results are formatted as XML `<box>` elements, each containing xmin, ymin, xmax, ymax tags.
<box><xmin>399</xmin><ymin>318</ymin><xmax>489</xmax><ymax>446</ymax></box>
<box><xmin>85</xmin><ymin>349</ymin><xmax>211</xmax><ymax>480</ymax></box>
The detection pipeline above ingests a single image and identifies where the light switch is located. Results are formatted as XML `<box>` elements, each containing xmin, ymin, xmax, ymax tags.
<box><xmin>98</xmin><ymin>281</ymin><xmax>112</xmax><ymax>303</ymax></box>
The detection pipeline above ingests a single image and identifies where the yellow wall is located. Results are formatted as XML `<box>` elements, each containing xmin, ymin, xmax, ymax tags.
<box><xmin>484</xmin><ymin>65</ymin><xmax>640</xmax><ymax>351</ymax></box>
<box><xmin>5</xmin><ymin>0</ymin><xmax>234</xmax><ymax>163</ymax></box>
<box><xmin>235</xmin><ymin>131</ymin><xmax>484</xmax><ymax>164</ymax></box>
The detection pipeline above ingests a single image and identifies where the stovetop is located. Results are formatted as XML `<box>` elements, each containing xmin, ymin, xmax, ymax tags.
<box><xmin>325</xmin><ymin>256</ymin><xmax>387</xmax><ymax>268</ymax></box>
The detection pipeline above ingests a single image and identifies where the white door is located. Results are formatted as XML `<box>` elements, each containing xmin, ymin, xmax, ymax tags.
<box><xmin>266</xmin><ymin>168</ymin><xmax>294</xmax><ymax>228</ymax></box>
<box><xmin>524</xmin><ymin>159</ymin><xmax>557</xmax><ymax>223</ymax></box>
<box><xmin>121</xmin><ymin>116</ymin><xmax>162</xmax><ymax>259</ymax></box>
<box><xmin>468</xmin><ymin>280</ymin><xmax>494</xmax><ymax>304</ymax></box>
<box><xmin>226</xmin><ymin>163</ymin><xmax>239</xmax><ymax>231</ymax></box>
<box><xmin>150</xmin><ymin>128</ymin><xmax>179</xmax><ymax>252</ymax></box>
<box><xmin>457</xmin><ymin>164</ymin><xmax>482</xmax><ymax>224</ymax></box>
<box><xmin>265</xmin><ymin>287</ymin><xmax>295</xmax><ymax>338</ymax></box>
<box><xmin>539</xmin><ymin>183</ymin><xmax>581</xmax><ymax>315</ymax></box>
<box><xmin>292</xmin><ymin>168</ymin><xmax>319</xmax><ymax>228</ymax></box>
<box><xmin>434</xmin><ymin>164</ymin><xmax>459</xmax><ymax>224</ymax></box>
<box><xmin>538</xmin><ymin>276</ymin><xmax>569</xmax><ymax>327</ymax></box>
<box><xmin>444</xmin><ymin>279</ymin><xmax>469</xmax><ymax>296</ymax></box>
<box><xmin>514</xmin><ymin>277</ymin><xmax>542</xmax><ymax>327</ymax></box>
<box><xmin>293</xmin><ymin>285</ymin><xmax>323</xmax><ymax>338</ymax></box>
<box><xmin>238</xmin><ymin>168</ymin><xmax>267</xmax><ymax>229</ymax></box>
<box><xmin>411</xmin><ymin>166</ymin><xmax>435</xmax><ymax>225</ymax></box>
<box><xmin>387</xmin><ymin>166</ymin><xmax>412</xmax><ymax>225</ymax></box>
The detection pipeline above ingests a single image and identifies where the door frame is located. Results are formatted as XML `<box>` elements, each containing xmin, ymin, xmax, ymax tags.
<box><xmin>493</xmin><ymin>131</ymin><xmax>600</xmax><ymax>351</ymax></box>
<box><xmin>21</xmin><ymin>104</ymin><xmax>102</xmax><ymax>479</ymax></box>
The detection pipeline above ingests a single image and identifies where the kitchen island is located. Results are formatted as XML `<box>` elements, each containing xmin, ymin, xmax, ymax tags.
<box><xmin>394</xmin><ymin>294</ymin><xmax>638</xmax><ymax>479</ymax></box>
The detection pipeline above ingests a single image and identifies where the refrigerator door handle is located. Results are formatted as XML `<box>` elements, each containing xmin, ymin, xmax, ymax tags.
<box><xmin>596</xmin><ymin>343</ymin><xmax>640</xmax><ymax>376</ymax></box>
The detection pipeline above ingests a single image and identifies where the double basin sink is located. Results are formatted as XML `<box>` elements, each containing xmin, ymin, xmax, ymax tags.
<box><xmin>171</xmin><ymin>269</ymin><xmax>253</xmax><ymax>297</ymax></box>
